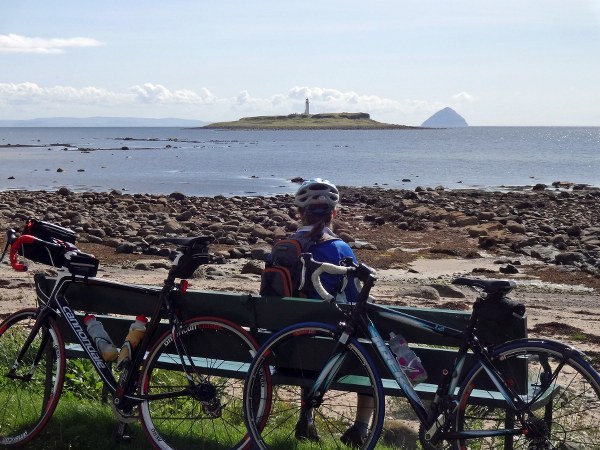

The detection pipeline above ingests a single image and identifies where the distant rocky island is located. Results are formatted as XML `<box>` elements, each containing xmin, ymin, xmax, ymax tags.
<box><xmin>421</xmin><ymin>107</ymin><xmax>468</xmax><ymax>128</ymax></box>
<box><xmin>203</xmin><ymin>112</ymin><xmax>416</xmax><ymax>130</ymax></box>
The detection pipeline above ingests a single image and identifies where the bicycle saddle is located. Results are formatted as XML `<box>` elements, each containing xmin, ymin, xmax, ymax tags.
<box><xmin>452</xmin><ymin>277</ymin><xmax>516</xmax><ymax>296</ymax></box>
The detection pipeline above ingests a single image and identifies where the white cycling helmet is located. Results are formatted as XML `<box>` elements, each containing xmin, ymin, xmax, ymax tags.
<box><xmin>294</xmin><ymin>178</ymin><xmax>339</xmax><ymax>208</ymax></box>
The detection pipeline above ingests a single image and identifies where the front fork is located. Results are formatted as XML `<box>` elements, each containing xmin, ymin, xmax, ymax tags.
<box><xmin>9</xmin><ymin>309</ymin><xmax>52</xmax><ymax>380</ymax></box>
<box><xmin>304</xmin><ymin>324</ymin><xmax>354</xmax><ymax>406</ymax></box>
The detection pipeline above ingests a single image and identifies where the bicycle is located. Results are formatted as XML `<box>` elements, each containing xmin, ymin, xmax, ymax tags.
<box><xmin>0</xmin><ymin>219</ymin><xmax>271</xmax><ymax>449</ymax></box>
<box><xmin>242</xmin><ymin>255</ymin><xmax>600</xmax><ymax>449</ymax></box>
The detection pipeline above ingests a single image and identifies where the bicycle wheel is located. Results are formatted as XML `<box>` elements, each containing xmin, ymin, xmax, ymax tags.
<box><xmin>139</xmin><ymin>316</ymin><xmax>271</xmax><ymax>450</ymax></box>
<box><xmin>244</xmin><ymin>322</ymin><xmax>385</xmax><ymax>450</ymax></box>
<box><xmin>453</xmin><ymin>339</ymin><xmax>600</xmax><ymax>449</ymax></box>
<box><xmin>0</xmin><ymin>308</ymin><xmax>65</xmax><ymax>447</ymax></box>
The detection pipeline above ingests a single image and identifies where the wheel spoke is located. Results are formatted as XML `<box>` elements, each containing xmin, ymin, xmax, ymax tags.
<box><xmin>244</xmin><ymin>323</ymin><xmax>384</xmax><ymax>449</ymax></box>
<box><xmin>454</xmin><ymin>343</ymin><xmax>600</xmax><ymax>449</ymax></box>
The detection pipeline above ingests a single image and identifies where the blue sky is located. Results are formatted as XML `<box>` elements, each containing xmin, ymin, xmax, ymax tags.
<box><xmin>1</xmin><ymin>0</ymin><xmax>599</xmax><ymax>126</ymax></box>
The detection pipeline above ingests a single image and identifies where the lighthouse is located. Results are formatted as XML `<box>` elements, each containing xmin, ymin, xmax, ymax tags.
<box><xmin>304</xmin><ymin>98</ymin><xmax>309</xmax><ymax>115</ymax></box>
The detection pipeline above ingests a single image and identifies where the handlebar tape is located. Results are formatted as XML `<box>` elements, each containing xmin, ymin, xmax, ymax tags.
<box><xmin>310</xmin><ymin>263</ymin><xmax>351</xmax><ymax>302</ymax></box>
<box><xmin>9</xmin><ymin>235</ymin><xmax>36</xmax><ymax>271</ymax></box>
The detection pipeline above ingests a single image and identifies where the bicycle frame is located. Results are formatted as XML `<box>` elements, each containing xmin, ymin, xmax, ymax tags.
<box><xmin>305</xmin><ymin>289</ymin><xmax>534</xmax><ymax>444</ymax></box>
<box><xmin>365</xmin><ymin>303</ymin><xmax>530</xmax><ymax>441</ymax></box>
<box><xmin>31</xmin><ymin>268</ymin><xmax>198</xmax><ymax>409</ymax></box>
<box><xmin>37</xmin><ymin>273</ymin><xmax>118</xmax><ymax>385</ymax></box>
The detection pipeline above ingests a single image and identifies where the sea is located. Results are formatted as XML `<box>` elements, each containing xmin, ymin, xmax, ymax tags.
<box><xmin>0</xmin><ymin>127</ymin><xmax>598</xmax><ymax>197</ymax></box>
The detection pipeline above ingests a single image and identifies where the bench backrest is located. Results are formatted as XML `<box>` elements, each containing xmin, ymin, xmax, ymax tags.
<box><xmin>39</xmin><ymin>275</ymin><xmax>528</xmax><ymax>389</ymax></box>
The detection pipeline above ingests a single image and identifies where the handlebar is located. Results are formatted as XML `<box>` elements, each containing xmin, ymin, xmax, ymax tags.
<box><xmin>8</xmin><ymin>234</ymin><xmax>66</xmax><ymax>272</ymax></box>
<box><xmin>9</xmin><ymin>235</ymin><xmax>36</xmax><ymax>271</ymax></box>
<box><xmin>2</xmin><ymin>227</ymin><xmax>76</xmax><ymax>272</ymax></box>
<box><xmin>300</xmin><ymin>253</ymin><xmax>377</xmax><ymax>303</ymax></box>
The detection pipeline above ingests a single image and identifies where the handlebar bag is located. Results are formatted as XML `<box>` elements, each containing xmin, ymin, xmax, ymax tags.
<box><xmin>20</xmin><ymin>239</ymin><xmax>67</xmax><ymax>267</ymax></box>
<box><xmin>23</xmin><ymin>218</ymin><xmax>77</xmax><ymax>244</ymax></box>
<box><xmin>14</xmin><ymin>219</ymin><xmax>76</xmax><ymax>267</ymax></box>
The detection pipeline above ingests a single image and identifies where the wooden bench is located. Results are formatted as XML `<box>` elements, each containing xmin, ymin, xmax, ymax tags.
<box><xmin>36</xmin><ymin>274</ymin><xmax>528</xmax><ymax>406</ymax></box>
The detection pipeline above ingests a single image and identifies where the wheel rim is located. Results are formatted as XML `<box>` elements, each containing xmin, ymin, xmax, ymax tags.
<box><xmin>0</xmin><ymin>310</ymin><xmax>64</xmax><ymax>446</ymax></box>
<box><xmin>454</xmin><ymin>345</ymin><xmax>600</xmax><ymax>449</ymax></box>
<box><xmin>244</xmin><ymin>324</ymin><xmax>384</xmax><ymax>450</ymax></box>
<box><xmin>139</xmin><ymin>318</ymin><xmax>266</xmax><ymax>450</ymax></box>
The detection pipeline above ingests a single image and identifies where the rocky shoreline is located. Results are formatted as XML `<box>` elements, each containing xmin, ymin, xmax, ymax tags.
<box><xmin>1</xmin><ymin>185</ymin><xmax>600</xmax><ymax>281</ymax></box>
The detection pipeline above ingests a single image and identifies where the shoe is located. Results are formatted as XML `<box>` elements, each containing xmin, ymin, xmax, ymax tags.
<box><xmin>341</xmin><ymin>423</ymin><xmax>367</xmax><ymax>448</ymax></box>
<box><xmin>295</xmin><ymin>417</ymin><xmax>320</xmax><ymax>441</ymax></box>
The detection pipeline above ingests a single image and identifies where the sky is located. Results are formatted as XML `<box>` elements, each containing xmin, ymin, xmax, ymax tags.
<box><xmin>1</xmin><ymin>1</ymin><xmax>599</xmax><ymax>126</ymax></box>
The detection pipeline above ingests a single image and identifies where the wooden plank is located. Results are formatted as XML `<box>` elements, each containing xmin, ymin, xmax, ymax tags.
<box><xmin>57</xmin><ymin>277</ymin><xmax>526</xmax><ymax>345</ymax></box>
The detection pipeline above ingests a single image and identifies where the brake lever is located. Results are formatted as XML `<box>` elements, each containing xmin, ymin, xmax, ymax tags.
<box><xmin>354</xmin><ymin>263</ymin><xmax>377</xmax><ymax>284</ymax></box>
<box><xmin>6</xmin><ymin>228</ymin><xmax>19</xmax><ymax>244</ymax></box>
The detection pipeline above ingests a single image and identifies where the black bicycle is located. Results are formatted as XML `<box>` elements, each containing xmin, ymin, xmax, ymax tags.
<box><xmin>242</xmin><ymin>255</ymin><xmax>600</xmax><ymax>449</ymax></box>
<box><xmin>0</xmin><ymin>219</ymin><xmax>270</xmax><ymax>449</ymax></box>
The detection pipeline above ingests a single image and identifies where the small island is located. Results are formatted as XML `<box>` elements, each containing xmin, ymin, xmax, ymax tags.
<box><xmin>203</xmin><ymin>112</ymin><xmax>416</xmax><ymax>130</ymax></box>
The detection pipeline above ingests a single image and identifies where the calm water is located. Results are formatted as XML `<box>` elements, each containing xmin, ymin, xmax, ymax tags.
<box><xmin>0</xmin><ymin>127</ymin><xmax>598</xmax><ymax>196</ymax></box>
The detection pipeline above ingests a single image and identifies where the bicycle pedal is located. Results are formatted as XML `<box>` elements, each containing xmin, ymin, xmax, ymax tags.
<box><xmin>114</xmin><ymin>422</ymin><xmax>132</xmax><ymax>442</ymax></box>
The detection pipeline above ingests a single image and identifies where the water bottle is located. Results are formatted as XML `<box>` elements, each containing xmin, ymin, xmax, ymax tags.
<box><xmin>389</xmin><ymin>332</ymin><xmax>427</xmax><ymax>384</ymax></box>
<box><xmin>117</xmin><ymin>315</ymin><xmax>148</xmax><ymax>370</ymax></box>
<box><xmin>83</xmin><ymin>314</ymin><xmax>118</xmax><ymax>362</ymax></box>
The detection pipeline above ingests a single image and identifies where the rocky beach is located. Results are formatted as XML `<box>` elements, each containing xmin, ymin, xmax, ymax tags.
<box><xmin>1</xmin><ymin>185</ymin><xmax>599</xmax><ymax>369</ymax></box>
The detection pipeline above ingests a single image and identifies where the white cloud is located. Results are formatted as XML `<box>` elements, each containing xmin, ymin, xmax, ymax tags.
<box><xmin>0</xmin><ymin>81</ymin><xmax>445</xmax><ymax>124</ymax></box>
<box><xmin>129</xmin><ymin>83</ymin><xmax>216</xmax><ymax>104</ymax></box>
<box><xmin>0</xmin><ymin>33</ymin><xmax>102</xmax><ymax>54</ymax></box>
<box><xmin>0</xmin><ymin>82</ymin><xmax>218</xmax><ymax>107</ymax></box>
<box><xmin>0</xmin><ymin>82</ymin><xmax>121</xmax><ymax>105</ymax></box>
<box><xmin>452</xmin><ymin>91</ymin><xmax>477</xmax><ymax>103</ymax></box>
<box><xmin>288</xmin><ymin>86</ymin><xmax>443</xmax><ymax>115</ymax></box>
<box><xmin>236</xmin><ymin>90</ymin><xmax>251</xmax><ymax>105</ymax></box>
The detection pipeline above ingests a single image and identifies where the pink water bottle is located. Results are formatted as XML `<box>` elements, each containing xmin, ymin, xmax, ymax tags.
<box><xmin>389</xmin><ymin>332</ymin><xmax>427</xmax><ymax>384</ymax></box>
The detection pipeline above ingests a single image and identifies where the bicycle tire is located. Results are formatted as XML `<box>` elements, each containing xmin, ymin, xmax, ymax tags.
<box><xmin>0</xmin><ymin>308</ymin><xmax>65</xmax><ymax>447</ymax></box>
<box><xmin>452</xmin><ymin>339</ymin><xmax>600</xmax><ymax>449</ymax></box>
<box><xmin>243</xmin><ymin>322</ymin><xmax>385</xmax><ymax>450</ymax></box>
<box><xmin>138</xmin><ymin>316</ymin><xmax>271</xmax><ymax>450</ymax></box>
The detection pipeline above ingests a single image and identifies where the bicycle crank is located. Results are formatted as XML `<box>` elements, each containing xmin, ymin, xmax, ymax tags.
<box><xmin>418</xmin><ymin>424</ymin><xmax>446</xmax><ymax>450</ymax></box>
<box><xmin>111</xmin><ymin>401</ymin><xmax>139</xmax><ymax>424</ymax></box>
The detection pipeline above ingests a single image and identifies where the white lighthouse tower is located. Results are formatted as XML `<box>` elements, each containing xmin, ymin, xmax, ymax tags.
<box><xmin>304</xmin><ymin>98</ymin><xmax>310</xmax><ymax>115</ymax></box>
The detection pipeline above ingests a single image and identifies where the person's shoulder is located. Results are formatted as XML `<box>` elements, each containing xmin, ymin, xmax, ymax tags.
<box><xmin>320</xmin><ymin>236</ymin><xmax>354</xmax><ymax>255</ymax></box>
<box><xmin>332</xmin><ymin>238</ymin><xmax>354</xmax><ymax>253</ymax></box>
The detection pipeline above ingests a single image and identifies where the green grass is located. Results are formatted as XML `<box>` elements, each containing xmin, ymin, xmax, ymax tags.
<box><xmin>571</xmin><ymin>331</ymin><xmax>588</xmax><ymax>342</ymax></box>
<box><xmin>0</xmin><ymin>328</ymin><xmax>419</xmax><ymax>449</ymax></box>
<box><xmin>25</xmin><ymin>395</ymin><xmax>148</xmax><ymax>450</ymax></box>
<box><xmin>26</xmin><ymin>395</ymin><xmax>417</xmax><ymax>450</ymax></box>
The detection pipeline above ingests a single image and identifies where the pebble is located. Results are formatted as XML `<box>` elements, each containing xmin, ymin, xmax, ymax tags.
<box><xmin>0</xmin><ymin>184</ymin><xmax>598</xmax><ymax>277</ymax></box>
